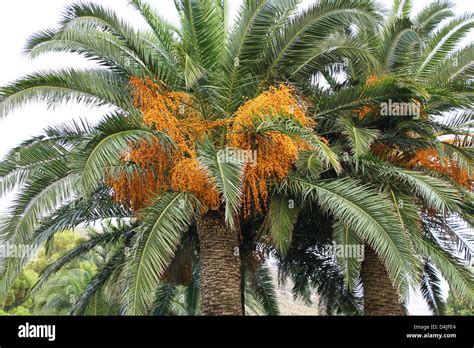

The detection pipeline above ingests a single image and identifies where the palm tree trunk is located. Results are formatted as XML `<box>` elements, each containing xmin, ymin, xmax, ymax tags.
<box><xmin>196</xmin><ymin>210</ymin><xmax>243</xmax><ymax>315</ymax></box>
<box><xmin>361</xmin><ymin>245</ymin><xmax>405</xmax><ymax>315</ymax></box>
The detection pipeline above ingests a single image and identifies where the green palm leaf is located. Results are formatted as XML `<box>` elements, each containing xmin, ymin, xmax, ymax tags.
<box><xmin>280</xmin><ymin>175</ymin><xmax>417</xmax><ymax>291</ymax></box>
<box><xmin>197</xmin><ymin>138</ymin><xmax>244</xmax><ymax>228</ymax></box>
<box><xmin>262</xmin><ymin>194</ymin><xmax>300</xmax><ymax>255</ymax></box>
<box><xmin>246</xmin><ymin>265</ymin><xmax>280</xmax><ymax>315</ymax></box>
<box><xmin>413</xmin><ymin>234</ymin><xmax>474</xmax><ymax>304</ymax></box>
<box><xmin>123</xmin><ymin>192</ymin><xmax>199</xmax><ymax>315</ymax></box>
<box><xmin>0</xmin><ymin>69</ymin><xmax>131</xmax><ymax>117</ymax></box>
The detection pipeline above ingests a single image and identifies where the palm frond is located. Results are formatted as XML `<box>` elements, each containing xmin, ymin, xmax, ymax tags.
<box><xmin>265</xmin><ymin>0</ymin><xmax>379</xmax><ymax>80</ymax></box>
<box><xmin>61</xmin><ymin>2</ymin><xmax>175</xmax><ymax>72</ymax></box>
<box><xmin>246</xmin><ymin>265</ymin><xmax>280</xmax><ymax>315</ymax></box>
<box><xmin>70</xmin><ymin>246</ymin><xmax>126</xmax><ymax>315</ymax></box>
<box><xmin>75</xmin><ymin>112</ymin><xmax>172</xmax><ymax>192</ymax></box>
<box><xmin>128</xmin><ymin>0</ymin><xmax>178</xmax><ymax>50</ymax></box>
<box><xmin>417</xmin><ymin>14</ymin><xmax>474</xmax><ymax>78</ymax></box>
<box><xmin>419</xmin><ymin>260</ymin><xmax>446</xmax><ymax>315</ymax></box>
<box><xmin>221</xmin><ymin>0</ymin><xmax>299</xmax><ymax>113</ymax></box>
<box><xmin>332</xmin><ymin>220</ymin><xmax>363</xmax><ymax>291</ymax></box>
<box><xmin>414</xmin><ymin>0</ymin><xmax>455</xmax><ymax>38</ymax></box>
<box><xmin>184</xmin><ymin>261</ymin><xmax>200</xmax><ymax>315</ymax></box>
<box><xmin>262</xmin><ymin>193</ymin><xmax>300</xmax><ymax>255</ymax></box>
<box><xmin>33</xmin><ymin>227</ymin><xmax>130</xmax><ymax>294</ymax></box>
<box><xmin>0</xmin><ymin>69</ymin><xmax>131</xmax><ymax>117</ymax></box>
<box><xmin>279</xmin><ymin>175</ymin><xmax>417</xmax><ymax>291</ymax></box>
<box><xmin>150</xmin><ymin>283</ymin><xmax>178</xmax><ymax>315</ymax></box>
<box><xmin>339</xmin><ymin>117</ymin><xmax>379</xmax><ymax>161</ymax></box>
<box><xmin>197</xmin><ymin>138</ymin><xmax>244</xmax><ymax>228</ymax></box>
<box><xmin>1</xmin><ymin>169</ymin><xmax>79</xmax><ymax>245</ymax></box>
<box><xmin>123</xmin><ymin>192</ymin><xmax>199</xmax><ymax>315</ymax></box>
<box><xmin>295</xmin><ymin>150</ymin><xmax>323</xmax><ymax>178</ymax></box>
<box><xmin>361</xmin><ymin>156</ymin><xmax>463</xmax><ymax>214</ymax></box>
<box><xmin>175</xmin><ymin>0</ymin><xmax>225</xmax><ymax>73</ymax></box>
<box><xmin>413</xmin><ymin>233</ymin><xmax>474</xmax><ymax>304</ymax></box>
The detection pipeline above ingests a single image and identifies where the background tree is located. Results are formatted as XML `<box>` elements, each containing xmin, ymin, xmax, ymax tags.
<box><xmin>295</xmin><ymin>0</ymin><xmax>474</xmax><ymax>314</ymax></box>
<box><xmin>446</xmin><ymin>291</ymin><xmax>473</xmax><ymax>315</ymax></box>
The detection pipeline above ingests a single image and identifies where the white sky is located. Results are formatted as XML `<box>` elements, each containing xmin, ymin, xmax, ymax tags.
<box><xmin>0</xmin><ymin>0</ymin><xmax>473</xmax><ymax>315</ymax></box>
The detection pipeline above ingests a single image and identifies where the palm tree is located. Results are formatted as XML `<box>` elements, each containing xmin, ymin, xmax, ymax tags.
<box><xmin>297</xmin><ymin>0</ymin><xmax>474</xmax><ymax>314</ymax></box>
<box><xmin>0</xmin><ymin>0</ymin><xmax>386</xmax><ymax>315</ymax></box>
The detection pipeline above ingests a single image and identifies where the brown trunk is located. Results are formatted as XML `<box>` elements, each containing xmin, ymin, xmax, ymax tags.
<box><xmin>361</xmin><ymin>245</ymin><xmax>405</xmax><ymax>315</ymax></box>
<box><xmin>196</xmin><ymin>210</ymin><xmax>243</xmax><ymax>315</ymax></box>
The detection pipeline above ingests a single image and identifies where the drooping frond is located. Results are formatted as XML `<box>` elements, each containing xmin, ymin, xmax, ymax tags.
<box><xmin>287</xmin><ymin>32</ymin><xmax>378</xmax><ymax>81</ymax></box>
<box><xmin>361</xmin><ymin>156</ymin><xmax>463</xmax><ymax>214</ymax></box>
<box><xmin>71</xmin><ymin>247</ymin><xmax>126</xmax><ymax>315</ymax></box>
<box><xmin>33</xmin><ymin>227</ymin><xmax>129</xmax><ymax>294</ymax></box>
<box><xmin>0</xmin><ymin>185</ymin><xmax>129</xmax><ymax>300</ymax></box>
<box><xmin>60</xmin><ymin>2</ymin><xmax>167</xmax><ymax>64</ymax></box>
<box><xmin>150</xmin><ymin>283</ymin><xmax>178</xmax><ymax>315</ymax></box>
<box><xmin>123</xmin><ymin>192</ymin><xmax>199</xmax><ymax>315</ymax></box>
<box><xmin>273</xmin><ymin>210</ymin><xmax>363</xmax><ymax>315</ymax></box>
<box><xmin>413</xmin><ymin>233</ymin><xmax>474</xmax><ymax>304</ymax></box>
<box><xmin>75</xmin><ymin>112</ymin><xmax>172</xmax><ymax>192</ymax></box>
<box><xmin>128</xmin><ymin>0</ymin><xmax>179</xmax><ymax>50</ymax></box>
<box><xmin>0</xmin><ymin>69</ymin><xmax>131</xmax><ymax>117</ymax></box>
<box><xmin>379</xmin><ymin>18</ymin><xmax>422</xmax><ymax>73</ymax></box>
<box><xmin>184</xmin><ymin>261</ymin><xmax>200</xmax><ymax>315</ymax></box>
<box><xmin>263</xmin><ymin>0</ymin><xmax>379</xmax><ymax>82</ymax></box>
<box><xmin>262</xmin><ymin>193</ymin><xmax>300</xmax><ymax>255</ymax></box>
<box><xmin>246</xmin><ymin>265</ymin><xmax>280</xmax><ymax>315</ymax></box>
<box><xmin>419</xmin><ymin>260</ymin><xmax>446</xmax><ymax>315</ymax></box>
<box><xmin>0</xmin><ymin>164</ymin><xmax>78</xmax><ymax>245</ymax></box>
<box><xmin>430</xmin><ymin>44</ymin><xmax>474</xmax><ymax>85</ymax></box>
<box><xmin>197</xmin><ymin>137</ymin><xmax>244</xmax><ymax>228</ymax></box>
<box><xmin>279</xmin><ymin>175</ymin><xmax>417</xmax><ymax>291</ymax></box>
<box><xmin>332</xmin><ymin>220</ymin><xmax>363</xmax><ymax>291</ymax></box>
